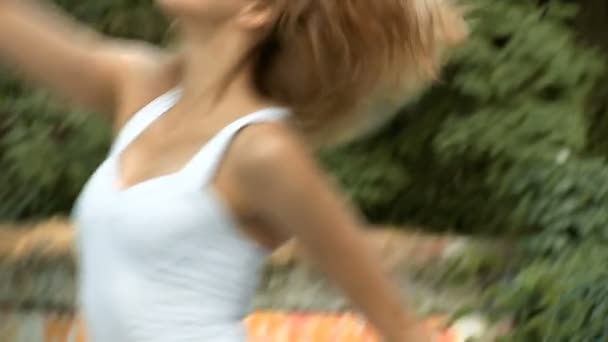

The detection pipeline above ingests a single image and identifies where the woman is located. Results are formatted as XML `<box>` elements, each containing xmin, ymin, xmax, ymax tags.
<box><xmin>0</xmin><ymin>0</ymin><xmax>466</xmax><ymax>341</ymax></box>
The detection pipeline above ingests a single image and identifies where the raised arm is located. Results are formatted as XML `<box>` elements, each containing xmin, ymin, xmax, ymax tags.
<box><xmin>234</xmin><ymin>124</ymin><xmax>433</xmax><ymax>342</ymax></box>
<box><xmin>0</xmin><ymin>0</ymin><xmax>147</xmax><ymax>115</ymax></box>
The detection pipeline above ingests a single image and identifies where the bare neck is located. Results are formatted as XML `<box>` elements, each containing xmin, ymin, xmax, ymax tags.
<box><xmin>170</xmin><ymin>29</ymin><xmax>272</xmax><ymax>121</ymax></box>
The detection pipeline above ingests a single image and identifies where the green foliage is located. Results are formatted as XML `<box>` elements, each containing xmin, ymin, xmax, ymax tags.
<box><xmin>53</xmin><ymin>0</ymin><xmax>168</xmax><ymax>42</ymax></box>
<box><xmin>0</xmin><ymin>0</ymin><xmax>167</xmax><ymax>220</ymax></box>
<box><xmin>323</xmin><ymin>1</ymin><xmax>608</xmax><ymax>339</ymax></box>
<box><xmin>433</xmin><ymin>241</ymin><xmax>608</xmax><ymax>341</ymax></box>
<box><xmin>486</xmin><ymin>244</ymin><xmax>608</xmax><ymax>341</ymax></box>
<box><xmin>325</xmin><ymin>0</ymin><xmax>607</xmax><ymax>242</ymax></box>
<box><xmin>0</xmin><ymin>91</ymin><xmax>110</xmax><ymax>219</ymax></box>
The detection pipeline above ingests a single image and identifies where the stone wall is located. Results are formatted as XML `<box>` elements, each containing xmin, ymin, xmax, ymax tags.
<box><xmin>0</xmin><ymin>218</ymin><xmax>505</xmax><ymax>341</ymax></box>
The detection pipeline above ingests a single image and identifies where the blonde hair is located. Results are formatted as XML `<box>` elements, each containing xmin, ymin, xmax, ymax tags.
<box><xmin>252</xmin><ymin>0</ymin><xmax>468</xmax><ymax>145</ymax></box>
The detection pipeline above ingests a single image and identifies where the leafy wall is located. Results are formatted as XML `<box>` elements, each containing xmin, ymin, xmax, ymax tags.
<box><xmin>1</xmin><ymin>0</ymin><xmax>607</xmax><ymax>340</ymax></box>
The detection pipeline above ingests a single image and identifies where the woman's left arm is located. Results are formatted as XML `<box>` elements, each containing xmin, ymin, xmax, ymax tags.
<box><xmin>234</xmin><ymin>124</ymin><xmax>429</xmax><ymax>342</ymax></box>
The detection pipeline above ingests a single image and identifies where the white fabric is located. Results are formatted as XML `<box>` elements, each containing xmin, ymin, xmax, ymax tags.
<box><xmin>72</xmin><ymin>88</ymin><xmax>290</xmax><ymax>342</ymax></box>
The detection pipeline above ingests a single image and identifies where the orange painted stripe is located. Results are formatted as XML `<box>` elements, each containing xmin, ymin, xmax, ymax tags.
<box><xmin>41</xmin><ymin>312</ymin><xmax>458</xmax><ymax>342</ymax></box>
<box><xmin>44</xmin><ymin>316</ymin><xmax>87</xmax><ymax>342</ymax></box>
<box><xmin>246</xmin><ymin>312</ymin><xmax>457</xmax><ymax>342</ymax></box>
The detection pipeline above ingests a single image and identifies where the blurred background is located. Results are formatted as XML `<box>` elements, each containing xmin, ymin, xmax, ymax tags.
<box><xmin>1</xmin><ymin>0</ymin><xmax>607</xmax><ymax>341</ymax></box>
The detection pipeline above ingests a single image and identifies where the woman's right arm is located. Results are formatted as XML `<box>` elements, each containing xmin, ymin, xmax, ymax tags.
<box><xmin>0</xmin><ymin>0</ymin><xmax>148</xmax><ymax>116</ymax></box>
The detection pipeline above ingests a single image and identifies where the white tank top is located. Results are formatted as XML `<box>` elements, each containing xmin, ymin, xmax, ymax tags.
<box><xmin>72</xmin><ymin>88</ymin><xmax>290</xmax><ymax>342</ymax></box>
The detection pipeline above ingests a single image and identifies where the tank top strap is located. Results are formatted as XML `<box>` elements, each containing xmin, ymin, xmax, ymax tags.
<box><xmin>109</xmin><ymin>87</ymin><xmax>182</xmax><ymax>157</ymax></box>
<box><xmin>180</xmin><ymin>107</ymin><xmax>291</xmax><ymax>186</ymax></box>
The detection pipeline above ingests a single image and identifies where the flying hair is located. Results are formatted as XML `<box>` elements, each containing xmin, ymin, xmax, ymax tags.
<box><xmin>251</xmin><ymin>0</ymin><xmax>468</xmax><ymax>145</ymax></box>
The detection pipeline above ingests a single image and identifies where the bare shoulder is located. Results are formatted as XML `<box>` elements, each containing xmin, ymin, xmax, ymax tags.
<box><xmin>104</xmin><ymin>39</ymin><xmax>176</xmax><ymax>91</ymax></box>
<box><xmin>232</xmin><ymin>122</ymin><xmax>315</xmax><ymax>178</ymax></box>
<box><xmin>100</xmin><ymin>39</ymin><xmax>168</xmax><ymax>69</ymax></box>
<box><xmin>228</xmin><ymin>121</ymin><xmax>327</xmax><ymax>208</ymax></box>
<box><xmin>105</xmin><ymin>40</ymin><xmax>179</xmax><ymax>129</ymax></box>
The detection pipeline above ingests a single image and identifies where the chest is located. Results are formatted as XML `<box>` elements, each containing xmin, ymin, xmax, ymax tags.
<box><xmin>118</xmin><ymin>131</ymin><xmax>213</xmax><ymax>188</ymax></box>
<box><xmin>74</xmin><ymin>160</ymin><xmax>235</xmax><ymax>254</ymax></box>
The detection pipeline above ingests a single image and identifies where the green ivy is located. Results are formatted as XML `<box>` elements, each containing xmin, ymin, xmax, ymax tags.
<box><xmin>1</xmin><ymin>0</ymin><xmax>608</xmax><ymax>340</ymax></box>
<box><xmin>0</xmin><ymin>91</ymin><xmax>110</xmax><ymax>219</ymax></box>
<box><xmin>326</xmin><ymin>0</ymin><xmax>606</xmax><ymax>241</ymax></box>
<box><xmin>322</xmin><ymin>1</ymin><xmax>608</xmax><ymax>339</ymax></box>
<box><xmin>485</xmin><ymin>244</ymin><xmax>608</xmax><ymax>341</ymax></box>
